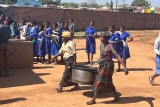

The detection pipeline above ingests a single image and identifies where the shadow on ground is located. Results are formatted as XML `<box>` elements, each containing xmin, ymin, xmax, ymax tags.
<box><xmin>0</xmin><ymin>97</ymin><xmax>26</xmax><ymax>105</ymax></box>
<box><xmin>101</xmin><ymin>96</ymin><xmax>155</xmax><ymax>107</ymax></box>
<box><xmin>83</xmin><ymin>91</ymin><xmax>155</xmax><ymax>107</ymax></box>
<box><xmin>83</xmin><ymin>91</ymin><xmax>122</xmax><ymax>99</ymax></box>
<box><xmin>127</xmin><ymin>68</ymin><xmax>153</xmax><ymax>71</ymax></box>
<box><xmin>0</xmin><ymin>69</ymin><xmax>51</xmax><ymax>88</ymax></box>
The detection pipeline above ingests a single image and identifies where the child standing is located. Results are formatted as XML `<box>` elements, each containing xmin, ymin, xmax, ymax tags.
<box><xmin>36</xmin><ymin>25</ymin><xmax>46</xmax><ymax>64</ymax></box>
<box><xmin>51</xmin><ymin>23</ymin><xmax>61</xmax><ymax>65</ymax></box>
<box><xmin>44</xmin><ymin>21</ymin><xmax>52</xmax><ymax>64</ymax></box>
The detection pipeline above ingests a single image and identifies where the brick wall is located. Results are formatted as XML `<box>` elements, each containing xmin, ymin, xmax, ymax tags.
<box><xmin>4</xmin><ymin>6</ymin><xmax>160</xmax><ymax>31</ymax></box>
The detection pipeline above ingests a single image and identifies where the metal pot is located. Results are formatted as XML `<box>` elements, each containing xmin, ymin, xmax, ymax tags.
<box><xmin>71</xmin><ymin>65</ymin><xmax>98</xmax><ymax>85</ymax></box>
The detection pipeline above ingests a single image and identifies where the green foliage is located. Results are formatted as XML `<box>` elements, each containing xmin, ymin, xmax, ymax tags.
<box><xmin>38</xmin><ymin>0</ymin><xmax>54</xmax><ymax>3</ymax></box>
<box><xmin>80</xmin><ymin>2</ymin><xmax>90</xmax><ymax>7</ymax></box>
<box><xmin>80</xmin><ymin>1</ymin><xmax>100</xmax><ymax>8</ymax></box>
<box><xmin>106</xmin><ymin>2</ymin><xmax>110</xmax><ymax>7</ymax></box>
<box><xmin>131</xmin><ymin>0</ymin><xmax>150</xmax><ymax>6</ymax></box>
<box><xmin>110</xmin><ymin>0</ymin><xmax>113</xmax><ymax>9</ymax></box>
<box><xmin>61</xmin><ymin>2</ymin><xmax>79</xmax><ymax>8</ymax></box>
<box><xmin>54</xmin><ymin>0</ymin><xmax>61</xmax><ymax>4</ymax></box>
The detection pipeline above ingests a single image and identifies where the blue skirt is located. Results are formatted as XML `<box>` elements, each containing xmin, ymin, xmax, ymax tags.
<box><xmin>156</xmin><ymin>55</ymin><xmax>160</xmax><ymax>75</ymax></box>
<box><xmin>36</xmin><ymin>39</ymin><xmax>46</xmax><ymax>57</ymax></box>
<box><xmin>45</xmin><ymin>38</ymin><xmax>51</xmax><ymax>55</ymax></box>
<box><xmin>117</xmin><ymin>41</ymin><xmax>130</xmax><ymax>59</ymax></box>
<box><xmin>51</xmin><ymin>41</ymin><xmax>60</xmax><ymax>56</ymax></box>
<box><xmin>86</xmin><ymin>37</ymin><xmax>96</xmax><ymax>54</ymax></box>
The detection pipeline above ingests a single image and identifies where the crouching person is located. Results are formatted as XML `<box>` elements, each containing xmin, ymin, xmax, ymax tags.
<box><xmin>54</xmin><ymin>31</ymin><xmax>79</xmax><ymax>92</ymax></box>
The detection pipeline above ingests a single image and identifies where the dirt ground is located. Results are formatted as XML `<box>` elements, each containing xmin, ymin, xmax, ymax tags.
<box><xmin>0</xmin><ymin>30</ymin><xmax>160</xmax><ymax>107</ymax></box>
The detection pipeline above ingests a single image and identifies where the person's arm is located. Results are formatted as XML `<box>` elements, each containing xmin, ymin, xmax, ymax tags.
<box><xmin>110</xmin><ymin>45</ymin><xmax>128</xmax><ymax>75</ymax></box>
<box><xmin>93</xmin><ymin>28</ymin><xmax>97</xmax><ymax>38</ymax></box>
<box><xmin>10</xmin><ymin>26</ymin><xmax>15</xmax><ymax>38</ymax></box>
<box><xmin>44</xmin><ymin>28</ymin><xmax>52</xmax><ymax>38</ymax></box>
<box><xmin>126</xmin><ymin>32</ymin><xmax>133</xmax><ymax>46</ymax></box>
<box><xmin>154</xmin><ymin>37</ymin><xmax>160</xmax><ymax>55</ymax></box>
<box><xmin>71</xmin><ymin>43</ymin><xmax>76</xmax><ymax>65</ymax></box>
<box><xmin>30</xmin><ymin>27</ymin><xmax>37</xmax><ymax>39</ymax></box>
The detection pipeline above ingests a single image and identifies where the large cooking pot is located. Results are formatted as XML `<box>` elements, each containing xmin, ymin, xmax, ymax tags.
<box><xmin>71</xmin><ymin>65</ymin><xmax>98</xmax><ymax>85</ymax></box>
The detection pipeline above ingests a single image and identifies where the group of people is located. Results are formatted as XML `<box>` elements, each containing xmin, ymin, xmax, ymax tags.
<box><xmin>3</xmin><ymin>13</ymin><xmax>160</xmax><ymax>105</ymax></box>
<box><xmin>85</xmin><ymin>21</ymin><xmax>133</xmax><ymax>72</ymax></box>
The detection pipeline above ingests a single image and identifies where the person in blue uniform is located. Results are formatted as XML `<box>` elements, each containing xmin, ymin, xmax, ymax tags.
<box><xmin>28</xmin><ymin>21</ymin><xmax>38</xmax><ymax>58</ymax></box>
<box><xmin>36</xmin><ymin>25</ymin><xmax>46</xmax><ymax>64</ymax></box>
<box><xmin>86</xmin><ymin>21</ymin><xmax>97</xmax><ymax>65</ymax></box>
<box><xmin>117</xmin><ymin>25</ymin><xmax>133</xmax><ymax>71</ymax></box>
<box><xmin>51</xmin><ymin>23</ymin><xmax>61</xmax><ymax>65</ymax></box>
<box><xmin>149</xmin><ymin>34</ymin><xmax>160</xmax><ymax>85</ymax></box>
<box><xmin>44</xmin><ymin>21</ymin><xmax>52</xmax><ymax>64</ymax></box>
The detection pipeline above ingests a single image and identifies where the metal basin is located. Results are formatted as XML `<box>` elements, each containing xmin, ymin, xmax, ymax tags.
<box><xmin>71</xmin><ymin>65</ymin><xmax>98</xmax><ymax>85</ymax></box>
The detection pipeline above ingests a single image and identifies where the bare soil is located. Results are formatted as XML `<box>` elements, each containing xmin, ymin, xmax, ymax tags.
<box><xmin>0</xmin><ymin>30</ymin><xmax>160</xmax><ymax>107</ymax></box>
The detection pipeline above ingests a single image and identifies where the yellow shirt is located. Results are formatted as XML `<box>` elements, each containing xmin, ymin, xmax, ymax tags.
<box><xmin>59</xmin><ymin>40</ymin><xmax>76</xmax><ymax>59</ymax></box>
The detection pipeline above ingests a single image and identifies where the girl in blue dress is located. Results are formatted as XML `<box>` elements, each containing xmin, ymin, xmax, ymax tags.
<box><xmin>86</xmin><ymin>21</ymin><xmax>97</xmax><ymax>65</ymax></box>
<box><xmin>51</xmin><ymin>23</ymin><xmax>61</xmax><ymax>65</ymax></box>
<box><xmin>44</xmin><ymin>21</ymin><xmax>52</xmax><ymax>64</ymax></box>
<box><xmin>36</xmin><ymin>25</ymin><xmax>46</xmax><ymax>64</ymax></box>
<box><xmin>117</xmin><ymin>25</ymin><xmax>133</xmax><ymax>71</ymax></box>
<box><xmin>29</xmin><ymin>21</ymin><xmax>38</xmax><ymax>58</ymax></box>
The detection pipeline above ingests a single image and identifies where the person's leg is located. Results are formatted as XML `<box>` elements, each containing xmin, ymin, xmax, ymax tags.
<box><xmin>117</xmin><ymin>61</ymin><xmax>121</xmax><ymax>72</ymax></box>
<box><xmin>123</xmin><ymin>59</ymin><xmax>126</xmax><ymax>66</ymax></box>
<box><xmin>0</xmin><ymin>45</ymin><xmax>4</xmax><ymax>76</ymax></box>
<box><xmin>151</xmin><ymin>74</ymin><xmax>159</xmax><ymax>81</ymax></box>
<box><xmin>91</xmin><ymin>54</ymin><xmax>94</xmax><ymax>65</ymax></box>
<box><xmin>46</xmin><ymin>54</ymin><xmax>51</xmax><ymax>64</ymax></box>
<box><xmin>87</xmin><ymin>53</ymin><xmax>90</xmax><ymax>63</ymax></box>
<box><xmin>3</xmin><ymin>45</ymin><xmax>9</xmax><ymax>76</ymax></box>
<box><xmin>86</xmin><ymin>94</ymin><xmax>97</xmax><ymax>105</ymax></box>
<box><xmin>112</xmin><ymin>91</ymin><xmax>120</xmax><ymax>102</ymax></box>
<box><xmin>54</xmin><ymin>57</ymin><xmax>58</xmax><ymax>65</ymax></box>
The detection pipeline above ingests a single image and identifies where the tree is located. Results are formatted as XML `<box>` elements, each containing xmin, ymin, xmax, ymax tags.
<box><xmin>80</xmin><ymin>2</ymin><xmax>90</xmax><ymax>7</ymax></box>
<box><xmin>38</xmin><ymin>0</ymin><xmax>54</xmax><ymax>3</ymax></box>
<box><xmin>54</xmin><ymin>0</ymin><xmax>61</xmax><ymax>5</ymax></box>
<box><xmin>106</xmin><ymin>2</ymin><xmax>110</xmax><ymax>7</ymax></box>
<box><xmin>131</xmin><ymin>0</ymin><xmax>150</xmax><ymax>6</ymax></box>
<box><xmin>110</xmin><ymin>0</ymin><xmax>113</xmax><ymax>9</ymax></box>
<box><xmin>61</xmin><ymin>2</ymin><xmax>79</xmax><ymax>8</ymax></box>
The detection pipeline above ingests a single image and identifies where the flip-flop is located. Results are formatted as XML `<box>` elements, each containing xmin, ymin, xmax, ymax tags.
<box><xmin>149</xmin><ymin>76</ymin><xmax>154</xmax><ymax>86</ymax></box>
<box><xmin>86</xmin><ymin>101</ymin><xmax>96</xmax><ymax>105</ymax></box>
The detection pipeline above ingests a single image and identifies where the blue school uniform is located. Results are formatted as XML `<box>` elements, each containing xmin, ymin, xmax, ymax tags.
<box><xmin>36</xmin><ymin>31</ymin><xmax>46</xmax><ymax>57</ymax></box>
<box><xmin>44</xmin><ymin>28</ymin><xmax>52</xmax><ymax>55</ymax></box>
<box><xmin>15</xmin><ymin>26</ymin><xmax>20</xmax><ymax>37</ymax></box>
<box><xmin>109</xmin><ymin>32</ymin><xmax>120</xmax><ymax>58</ymax></box>
<box><xmin>51</xmin><ymin>29</ymin><xmax>61</xmax><ymax>56</ymax></box>
<box><xmin>118</xmin><ymin>31</ymin><xmax>131</xmax><ymax>59</ymax></box>
<box><xmin>156</xmin><ymin>55</ymin><xmax>160</xmax><ymax>75</ymax></box>
<box><xmin>29</xmin><ymin>26</ymin><xmax>38</xmax><ymax>56</ymax></box>
<box><xmin>86</xmin><ymin>26</ymin><xmax>96</xmax><ymax>54</ymax></box>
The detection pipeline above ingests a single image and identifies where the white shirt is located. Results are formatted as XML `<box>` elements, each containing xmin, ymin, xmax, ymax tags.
<box><xmin>20</xmin><ymin>25</ymin><xmax>27</xmax><ymax>40</ymax></box>
<box><xmin>154</xmin><ymin>35</ymin><xmax>160</xmax><ymax>55</ymax></box>
<box><xmin>59</xmin><ymin>40</ymin><xmax>76</xmax><ymax>59</ymax></box>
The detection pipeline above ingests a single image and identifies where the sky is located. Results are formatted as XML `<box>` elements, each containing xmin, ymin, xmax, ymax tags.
<box><xmin>61</xmin><ymin>0</ymin><xmax>160</xmax><ymax>7</ymax></box>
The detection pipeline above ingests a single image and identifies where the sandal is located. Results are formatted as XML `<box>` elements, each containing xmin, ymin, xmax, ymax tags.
<box><xmin>54</xmin><ymin>88</ymin><xmax>63</xmax><ymax>93</ymax></box>
<box><xmin>86</xmin><ymin>101</ymin><xmax>96</xmax><ymax>105</ymax></box>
